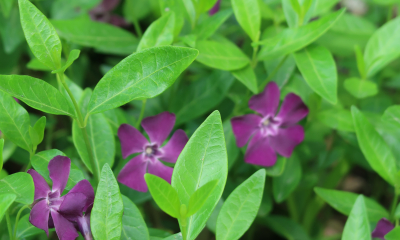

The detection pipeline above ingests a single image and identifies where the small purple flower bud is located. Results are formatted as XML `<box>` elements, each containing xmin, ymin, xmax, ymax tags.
<box><xmin>372</xmin><ymin>218</ymin><xmax>394</xmax><ymax>240</ymax></box>
<box><xmin>209</xmin><ymin>0</ymin><xmax>221</xmax><ymax>15</ymax></box>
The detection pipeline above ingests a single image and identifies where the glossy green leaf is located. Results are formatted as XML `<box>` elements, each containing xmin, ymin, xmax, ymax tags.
<box><xmin>314</xmin><ymin>187</ymin><xmax>389</xmax><ymax>222</ymax></box>
<box><xmin>194</xmin><ymin>9</ymin><xmax>232</xmax><ymax>40</ymax></box>
<box><xmin>196</xmin><ymin>40</ymin><xmax>249</xmax><ymax>71</ymax></box>
<box><xmin>0</xmin><ymin>91</ymin><xmax>32</xmax><ymax>152</ymax></box>
<box><xmin>137</xmin><ymin>12</ymin><xmax>175</xmax><ymax>52</ymax></box>
<box><xmin>0</xmin><ymin>193</ymin><xmax>15</xmax><ymax>222</ymax></box>
<box><xmin>0</xmin><ymin>0</ymin><xmax>14</xmax><ymax>18</ymax></box>
<box><xmin>317</xmin><ymin>108</ymin><xmax>354</xmax><ymax>132</ymax></box>
<box><xmin>294</xmin><ymin>45</ymin><xmax>337</xmax><ymax>104</ymax></box>
<box><xmin>91</xmin><ymin>164</ymin><xmax>124</xmax><ymax>240</ymax></box>
<box><xmin>231</xmin><ymin>0</ymin><xmax>260</xmax><ymax>42</ymax></box>
<box><xmin>19</xmin><ymin>0</ymin><xmax>62</xmax><ymax>70</ymax></box>
<box><xmin>16</xmin><ymin>214</ymin><xmax>44</xmax><ymax>238</ymax></box>
<box><xmin>181</xmin><ymin>0</ymin><xmax>196</xmax><ymax>27</ymax></box>
<box><xmin>87</xmin><ymin>46</ymin><xmax>198</xmax><ymax>115</ymax></box>
<box><xmin>283</xmin><ymin>0</ymin><xmax>316</xmax><ymax>28</ymax></box>
<box><xmin>52</xmin><ymin>49</ymin><xmax>80</xmax><ymax>74</ymax></box>
<box><xmin>172</xmin><ymin>111</ymin><xmax>228</xmax><ymax>240</ymax></box>
<box><xmin>273</xmin><ymin>156</ymin><xmax>301</xmax><ymax>203</ymax></box>
<box><xmin>344</xmin><ymin>78</ymin><xmax>378</xmax><ymax>99</ymax></box>
<box><xmin>352</xmin><ymin>106</ymin><xmax>397</xmax><ymax>185</ymax></box>
<box><xmin>265</xmin><ymin>157</ymin><xmax>286</xmax><ymax>177</ymax></box>
<box><xmin>257</xmin><ymin>9</ymin><xmax>344</xmax><ymax>60</ymax></box>
<box><xmin>121</xmin><ymin>195</ymin><xmax>150</xmax><ymax>240</ymax></box>
<box><xmin>386</xmin><ymin>227</ymin><xmax>400</xmax><ymax>240</ymax></box>
<box><xmin>342</xmin><ymin>195</ymin><xmax>371</xmax><ymax>240</ymax></box>
<box><xmin>26</xmin><ymin>58</ymin><xmax>52</xmax><ymax>71</ymax></box>
<box><xmin>231</xmin><ymin>65</ymin><xmax>258</xmax><ymax>94</ymax></box>
<box><xmin>216</xmin><ymin>169</ymin><xmax>266</xmax><ymax>240</ymax></box>
<box><xmin>264</xmin><ymin>55</ymin><xmax>296</xmax><ymax>88</ymax></box>
<box><xmin>0</xmin><ymin>75</ymin><xmax>75</xmax><ymax>117</ymax></box>
<box><xmin>187</xmin><ymin>179</ymin><xmax>219</xmax><ymax>217</ymax></box>
<box><xmin>364</xmin><ymin>17</ymin><xmax>400</xmax><ymax>77</ymax></box>
<box><xmin>264</xmin><ymin>215</ymin><xmax>310</xmax><ymax>240</ymax></box>
<box><xmin>382</xmin><ymin>105</ymin><xmax>400</xmax><ymax>129</ymax></box>
<box><xmin>193</xmin><ymin>0</ymin><xmax>217</xmax><ymax>15</ymax></box>
<box><xmin>0</xmin><ymin>139</ymin><xmax>3</xmax><ymax>172</ymax></box>
<box><xmin>51</xmin><ymin>18</ymin><xmax>139</xmax><ymax>55</ymax></box>
<box><xmin>145</xmin><ymin>173</ymin><xmax>181</xmax><ymax>218</ymax></box>
<box><xmin>0</xmin><ymin>172</ymin><xmax>34</xmax><ymax>204</ymax></box>
<box><xmin>31</xmin><ymin>149</ymin><xmax>85</xmax><ymax>191</ymax></box>
<box><xmin>29</xmin><ymin>116</ymin><xmax>46</xmax><ymax>148</ymax></box>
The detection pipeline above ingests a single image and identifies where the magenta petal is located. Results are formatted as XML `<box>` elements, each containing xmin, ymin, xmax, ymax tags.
<box><xmin>141</xmin><ymin>112</ymin><xmax>176</xmax><ymax>146</ymax></box>
<box><xmin>109</xmin><ymin>15</ymin><xmax>129</xmax><ymax>27</ymax></box>
<box><xmin>269</xmin><ymin>125</ymin><xmax>304</xmax><ymax>158</ymax></box>
<box><xmin>276</xmin><ymin>93</ymin><xmax>309</xmax><ymax>127</ymax></box>
<box><xmin>147</xmin><ymin>160</ymin><xmax>173</xmax><ymax>184</ymax></box>
<box><xmin>48</xmin><ymin>156</ymin><xmax>70</xmax><ymax>194</ymax></box>
<box><xmin>372</xmin><ymin>218</ymin><xmax>394</xmax><ymax>240</ymax></box>
<box><xmin>91</xmin><ymin>0</ymin><xmax>120</xmax><ymax>14</ymax></box>
<box><xmin>231</xmin><ymin>114</ymin><xmax>262</xmax><ymax>147</ymax></box>
<box><xmin>27</xmin><ymin>169</ymin><xmax>51</xmax><ymax>200</ymax></box>
<box><xmin>245</xmin><ymin>133</ymin><xmax>276</xmax><ymax>167</ymax></box>
<box><xmin>209</xmin><ymin>0</ymin><xmax>221</xmax><ymax>15</ymax></box>
<box><xmin>29</xmin><ymin>200</ymin><xmax>50</xmax><ymax>236</ymax></box>
<box><xmin>51</xmin><ymin>211</ymin><xmax>79</xmax><ymax>240</ymax></box>
<box><xmin>58</xmin><ymin>193</ymin><xmax>87</xmax><ymax>221</ymax></box>
<box><xmin>118</xmin><ymin>155</ymin><xmax>148</xmax><ymax>192</ymax></box>
<box><xmin>118</xmin><ymin>124</ymin><xmax>148</xmax><ymax>159</ymax></box>
<box><xmin>249</xmin><ymin>82</ymin><xmax>280</xmax><ymax>117</ymax></box>
<box><xmin>68</xmin><ymin>179</ymin><xmax>94</xmax><ymax>212</ymax></box>
<box><xmin>159</xmin><ymin>130</ymin><xmax>188</xmax><ymax>163</ymax></box>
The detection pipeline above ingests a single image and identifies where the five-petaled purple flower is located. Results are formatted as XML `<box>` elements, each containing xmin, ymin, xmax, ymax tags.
<box><xmin>118</xmin><ymin>112</ymin><xmax>188</xmax><ymax>192</ymax></box>
<box><xmin>28</xmin><ymin>156</ymin><xmax>94</xmax><ymax>240</ymax></box>
<box><xmin>231</xmin><ymin>82</ymin><xmax>308</xmax><ymax>167</ymax></box>
<box><xmin>89</xmin><ymin>0</ymin><xmax>128</xmax><ymax>27</ymax></box>
<box><xmin>372</xmin><ymin>218</ymin><xmax>394</xmax><ymax>240</ymax></box>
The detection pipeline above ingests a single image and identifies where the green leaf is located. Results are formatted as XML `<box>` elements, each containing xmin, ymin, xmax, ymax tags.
<box><xmin>273</xmin><ymin>155</ymin><xmax>302</xmax><ymax>203</ymax></box>
<box><xmin>163</xmin><ymin>233</ymin><xmax>183</xmax><ymax>240</ymax></box>
<box><xmin>0</xmin><ymin>91</ymin><xmax>32</xmax><ymax>152</ymax></box>
<box><xmin>121</xmin><ymin>195</ymin><xmax>150</xmax><ymax>240</ymax></box>
<box><xmin>354</xmin><ymin>45</ymin><xmax>366</xmax><ymax>79</ymax></box>
<box><xmin>364</xmin><ymin>17</ymin><xmax>400</xmax><ymax>77</ymax></box>
<box><xmin>351</xmin><ymin>106</ymin><xmax>397</xmax><ymax>185</ymax></box>
<box><xmin>216</xmin><ymin>169</ymin><xmax>266</xmax><ymax>240</ymax></box>
<box><xmin>289</xmin><ymin>0</ymin><xmax>302</xmax><ymax>16</ymax></box>
<box><xmin>31</xmin><ymin>149</ymin><xmax>85</xmax><ymax>191</ymax></box>
<box><xmin>29</xmin><ymin>116</ymin><xmax>46</xmax><ymax>148</ymax></box>
<box><xmin>91</xmin><ymin>164</ymin><xmax>124</xmax><ymax>240</ymax></box>
<box><xmin>0</xmin><ymin>193</ymin><xmax>15</xmax><ymax>222</ymax></box>
<box><xmin>52</xmin><ymin>49</ymin><xmax>80</xmax><ymax>74</ymax></box>
<box><xmin>0</xmin><ymin>4</ymin><xmax>24</xmax><ymax>54</ymax></box>
<box><xmin>187</xmin><ymin>179</ymin><xmax>219</xmax><ymax>217</ymax></box>
<box><xmin>0</xmin><ymin>139</ymin><xmax>3</xmax><ymax>172</ymax></box>
<box><xmin>181</xmin><ymin>0</ymin><xmax>196</xmax><ymax>27</ymax></box>
<box><xmin>16</xmin><ymin>214</ymin><xmax>45</xmax><ymax>238</ymax></box>
<box><xmin>257</xmin><ymin>9</ymin><xmax>344</xmax><ymax>60</ymax></box>
<box><xmin>231</xmin><ymin>65</ymin><xmax>258</xmax><ymax>94</ymax></box>
<box><xmin>172</xmin><ymin>111</ymin><xmax>228</xmax><ymax>240</ymax></box>
<box><xmin>317</xmin><ymin>108</ymin><xmax>354</xmax><ymax>132</ymax></box>
<box><xmin>386</xmin><ymin>227</ymin><xmax>400</xmax><ymax>240</ymax></box>
<box><xmin>382</xmin><ymin>106</ymin><xmax>400</xmax><ymax>129</ymax></box>
<box><xmin>0</xmin><ymin>75</ymin><xmax>75</xmax><ymax>117</ymax></box>
<box><xmin>145</xmin><ymin>173</ymin><xmax>181</xmax><ymax>218</ymax></box>
<box><xmin>265</xmin><ymin>157</ymin><xmax>286</xmax><ymax>177</ymax></box>
<box><xmin>314</xmin><ymin>187</ymin><xmax>389</xmax><ymax>222</ymax></box>
<box><xmin>0</xmin><ymin>172</ymin><xmax>34</xmax><ymax>204</ymax></box>
<box><xmin>263</xmin><ymin>55</ymin><xmax>296</xmax><ymax>88</ymax></box>
<box><xmin>344</xmin><ymin>78</ymin><xmax>378</xmax><ymax>99</ymax></box>
<box><xmin>196</xmin><ymin>40</ymin><xmax>250</xmax><ymax>71</ymax></box>
<box><xmin>193</xmin><ymin>0</ymin><xmax>218</xmax><ymax>15</ymax></box>
<box><xmin>294</xmin><ymin>45</ymin><xmax>337</xmax><ymax>104</ymax></box>
<box><xmin>206</xmin><ymin>199</ymin><xmax>224</xmax><ymax>233</ymax></box>
<box><xmin>223</xmin><ymin>121</ymin><xmax>239</xmax><ymax>170</ymax></box>
<box><xmin>87</xmin><ymin>46</ymin><xmax>198</xmax><ymax>115</ymax></box>
<box><xmin>342</xmin><ymin>195</ymin><xmax>371</xmax><ymax>240</ymax></box>
<box><xmin>51</xmin><ymin>18</ymin><xmax>139</xmax><ymax>55</ymax></box>
<box><xmin>137</xmin><ymin>12</ymin><xmax>175</xmax><ymax>51</ymax></box>
<box><xmin>283</xmin><ymin>0</ymin><xmax>317</xmax><ymax>27</ymax></box>
<box><xmin>0</xmin><ymin>0</ymin><xmax>14</xmax><ymax>18</ymax></box>
<box><xmin>194</xmin><ymin>9</ymin><xmax>233</xmax><ymax>40</ymax></box>
<box><xmin>26</xmin><ymin>58</ymin><xmax>52</xmax><ymax>71</ymax></box>
<box><xmin>231</xmin><ymin>0</ymin><xmax>260</xmax><ymax>42</ymax></box>
<box><xmin>19</xmin><ymin>0</ymin><xmax>62</xmax><ymax>70</ymax></box>
<box><xmin>264</xmin><ymin>215</ymin><xmax>311</xmax><ymax>240</ymax></box>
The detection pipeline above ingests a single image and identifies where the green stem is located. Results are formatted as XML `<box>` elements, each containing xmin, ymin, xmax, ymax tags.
<box><xmin>181</xmin><ymin>218</ymin><xmax>187</xmax><ymax>240</ymax></box>
<box><xmin>287</xmin><ymin>194</ymin><xmax>299</xmax><ymax>222</ymax></box>
<box><xmin>132</xmin><ymin>18</ymin><xmax>143</xmax><ymax>38</ymax></box>
<box><xmin>6</xmin><ymin>210</ymin><xmax>13</xmax><ymax>240</ymax></box>
<box><xmin>13</xmin><ymin>205</ymin><xmax>30</xmax><ymax>239</ymax></box>
<box><xmin>135</xmin><ymin>100</ymin><xmax>147</xmax><ymax>128</ymax></box>
<box><xmin>259</xmin><ymin>55</ymin><xmax>289</xmax><ymax>91</ymax></box>
<box><xmin>251</xmin><ymin>45</ymin><xmax>259</xmax><ymax>68</ymax></box>
<box><xmin>390</xmin><ymin>190</ymin><xmax>399</xmax><ymax>221</ymax></box>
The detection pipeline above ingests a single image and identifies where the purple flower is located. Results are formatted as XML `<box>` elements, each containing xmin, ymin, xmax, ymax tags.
<box><xmin>231</xmin><ymin>82</ymin><xmax>308</xmax><ymax>167</ymax></box>
<box><xmin>89</xmin><ymin>0</ymin><xmax>128</xmax><ymax>27</ymax></box>
<box><xmin>372</xmin><ymin>218</ymin><xmax>394</xmax><ymax>240</ymax></box>
<box><xmin>28</xmin><ymin>156</ymin><xmax>94</xmax><ymax>240</ymax></box>
<box><xmin>118</xmin><ymin>112</ymin><xmax>188</xmax><ymax>192</ymax></box>
<box><xmin>209</xmin><ymin>0</ymin><xmax>221</xmax><ymax>15</ymax></box>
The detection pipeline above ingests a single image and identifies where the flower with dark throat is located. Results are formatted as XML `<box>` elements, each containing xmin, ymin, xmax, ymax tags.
<box><xmin>28</xmin><ymin>156</ymin><xmax>94</xmax><ymax>240</ymax></box>
<box><xmin>372</xmin><ymin>218</ymin><xmax>394</xmax><ymax>240</ymax></box>
<box><xmin>118</xmin><ymin>112</ymin><xmax>188</xmax><ymax>192</ymax></box>
<box><xmin>231</xmin><ymin>82</ymin><xmax>308</xmax><ymax>167</ymax></box>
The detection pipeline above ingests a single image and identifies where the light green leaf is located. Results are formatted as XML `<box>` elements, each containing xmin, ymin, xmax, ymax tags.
<box><xmin>145</xmin><ymin>174</ymin><xmax>181</xmax><ymax>218</ymax></box>
<box><xmin>187</xmin><ymin>179</ymin><xmax>219</xmax><ymax>217</ymax></box>
<box><xmin>87</xmin><ymin>46</ymin><xmax>198</xmax><ymax>115</ymax></box>
<box><xmin>314</xmin><ymin>187</ymin><xmax>389</xmax><ymax>222</ymax></box>
<box><xmin>283</xmin><ymin>0</ymin><xmax>317</xmax><ymax>28</ymax></box>
<box><xmin>344</xmin><ymin>78</ymin><xmax>378</xmax><ymax>99</ymax></box>
<box><xmin>342</xmin><ymin>195</ymin><xmax>371</xmax><ymax>240</ymax></box>
<box><xmin>52</xmin><ymin>49</ymin><xmax>80</xmax><ymax>74</ymax></box>
<box><xmin>0</xmin><ymin>139</ymin><xmax>3</xmax><ymax>172</ymax></box>
<box><xmin>194</xmin><ymin>9</ymin><xmax>233</xmax><ymax>40</ymax></box>
<box><xmin>163</xmin><ymin>233</ymin><xmax>183</xmax><ymax>240</ymax></box>
<box><xmin>216</xmin><ymin>169</ymin><xmax>266</xmax><ymax>240</ymax></box>
<box><xmin>29</xmin><ymin>116</ymin><xmax>46</xmax><ymax>148</ymax></box>
<box><xmin>231</xmin><ymin>0</ymin><xmax>260</xmax><ymax>42</ymax></box>
<box><xmin>26</xmin><ymin>58</ymin><xmax>52</xmax><ymax>71</ymax></box>
<box><xmin>382</xmin><ymin>105</ymin><xmax>400</xmax><ymax>129</ymax></box>
<box><xmin>317</xmin><ymin>108</ymin><xmax>354</xmax><ymax>132</ymax></box>
<box><xmin>294</xmin><ymin>45</ymin><xmax>337</xmax><ymax>104</ymax></box>
<box><xmin>91</xmin><ymin>164</ymin><xmax>124</xmax><ymax>240</ymax></box>
<box><xmin>0</xmin><ymin>172</ymin><xmax>34</xmax><ymax>204</ymax></box>
<box><xmin>352</xmin><ymin>106</ymin><xmax>397</xmax><ymax>185</ymax></box>
<box><xmin>273</xmin><ymin>155</ymin><xmax>301</xmax><ymax>203</ymax></box>
<box><xmin>265</xmin><ymin>157</ymin><xmax>286</xmax><ymax>177</ymax></box>
<box><xmin>0</xmin><ymin>75</ymin><xmax>75</xmax><ymax>117</ymax></box>
<box><xmin>19</xmin><ymin>0</ymin><xmax>62</xmax><ymax>70</ymax></box>
<box><xmin>223</xmin><ymin>121</ymin><xmax>239</xmax><ymax>170</ymax></box>
<box><xmin>121</xmin><ymin>195</ymin><xmax>150</xmax><ymax>240</ymax></box>
<box><xmin>16</xmin><ymin>214</ymin><xmax>46</xmax><ymax>238</ymax></box>
<box><xmin>264</xmin><ymin>54</ymin><xmax>296</xmax><ymax>88</ymax></box>
<box><xmin>193</xmin><ymin>0</ymin><xmax>218</xmax><ymax>15</ymax></box>
<box><xmin>354</xmin><ymin>45</ymin><xmax>366</xmax><ymax>80</ymax></box>
<box><xmin>181</xmin><ymin>0</ymin><xmax>196</xmax><ymax>27</ymax></box>
<box><xmin>386</xmin><ymin>227</ymin><xmax>400</xmax><ymax>240</ymax></box>
<box><xmin>0</xmin><ymin>0</ymin><xmax>14</xmax><ymax>18</ymax></box>
<box><xmin>231</xmin><ymin>65</ymin><xmax>258</xmax><ymax>94</ymax></box>
<box><xmin>0</xmin><ymin>193</ymin><xmax>15</xmax><ymax>222</ymax></box>
<box><xmin>264</xmin><ymin>215</ymin><xmax>310</xmax><ymax>240</ymax></box>
<box><xmin>172</xmin><ymin>111</ymin><xmax>228</xmax><ymax>240</ymax></box>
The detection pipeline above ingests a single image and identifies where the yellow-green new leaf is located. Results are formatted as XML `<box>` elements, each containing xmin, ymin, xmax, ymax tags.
<box><xmin>342</xmin><ymin>195</ymin><xmax>371</xmax><ymax>240</ymax></box>
<box><xmin>231</xmin><ymin>0</ymin><xmax>260</xmax><ymax>42</ymax></box>
<box><xmin>0</xmin><ymin>193</ymin><xmax>16</xmax><ymax>222</ymax></box>
<box><xmin>187</xmin><ymin>179</ymin><xmax>219</xmax><ymax>217</ymax></box>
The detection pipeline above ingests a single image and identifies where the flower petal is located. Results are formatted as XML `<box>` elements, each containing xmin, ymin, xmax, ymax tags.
<box><xmin>58</xmin><ymin>193</ymin><xmax>87</xmax><ymax>221</ymax></box>
<box><xmin>231</xmin><ymin>114</ymin><xmax>262</xmax><ymax>147</ymax></box>
<box><xmin>141</xmin><ymin>112</ymin><xmax>176</xmax><ymax>146</ymax></box>
<box><xmin>159</xmin><ymin>129</ymin><xmax>188</xmax><ymax>163</ymax></box>
<box><xmin>147</xmin><ymin>159</ymin><xmax>173</xmax><ymax>184</ymax></box>
<box><xmin>372</xmin><ymin>218</ymin><xmax>394</xmax><ymax>240</ymax></box>
<box><xmin>118</xmin><ymin>124</ymin><xmax>148</xmax><ymax>159</ymax></box>
<box><xmin>29</xmin><ymin>200</ymin><xmax>50</xmax><ymax>236</ymax></box>
<box><xmin>48</xmin><ymin>156</ymin><xmax>71</xmax><ymax>194</ymax></box>
<box><xmin>109</xmin><ymin>15</ymin><xmax>129</xmax><ymax>27</ymax></box>
<box><xmin>245</xmin><ymin>133</ymin><xmax>276</xmax><ymax>167</ymax></box>
<box><xmin>77</xmin><ymin>212</ymin><xmax>92</xmax><ymax>240</ymax></box>
<box><xmin>249</xmin><ymin>82</ymin><xmax>280</xmax><ymax>117</ymax></box>
<box><xmin>51</xmin><ymin>210</ymin><xmax>79</xmax><ymax>240</ymax></box>
<box><xmin>68</xmin><ymin>179</ymin><xmax>94</xmax><ymax>212</ymax></box>
<box><xmin>269</xmin><ymin>125</ymin><xmax>304</xmax><ymax>158</ymax></box>
<box><xmin>276</xmin><ymin>93</ymin><xmax>308</xmax><ymax>127</ymax></box>
<box><xmin>209</xmin><ymin>0</ymin><xmax>221</xmax><ymax>15</ymax></box>
<box><xmin>27</xmin><ymin>169</ymin><xmax>51</xmax><ymax>200</ymax></box>
<box><xmin>117</xmin><ymin>155</ymin><xmax>148</xmax><ymax>192</ymax></box>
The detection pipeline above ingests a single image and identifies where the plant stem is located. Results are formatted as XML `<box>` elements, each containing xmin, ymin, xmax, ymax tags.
<box><xmin>390</xmin><ymin>190</ymin><xmax>399</xmax><ymax>221</ymax></box>
<box><xmin>259</xmin><ymin>55</ymin><xmax>288</xmax><ymax>91</ymax></box>
<box><xmin>135</xmin><ymin>99</ymin><xmax>147</xmax><ymax>128</ymax></box>
<box><xmin>132</xmin><ymin>18</ymin><xmax>143</xmax><ymax>38</ymax></box>
<box><xmin>287</xmin><ymin>194</ymin><xmax>299</xmax><ymax>222</ymax></box>
<box><xmin>6</xmin><ymin>210</ymin><xmax>13</xmax><ymax>240</ymax></box>
<box><xmin>181</xmin><ymin>218</ymin><xmax>187</xmax><ymax>240</ymax></box>
<box><xmin>13</xmin><ymin>205</ymin><xmax>30</xmax><ymax>239</ymax></box>
<box><xmin>251</xmin><ymin>45</ymin><xmax>259</xmax><ymax>68</ymax></box>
